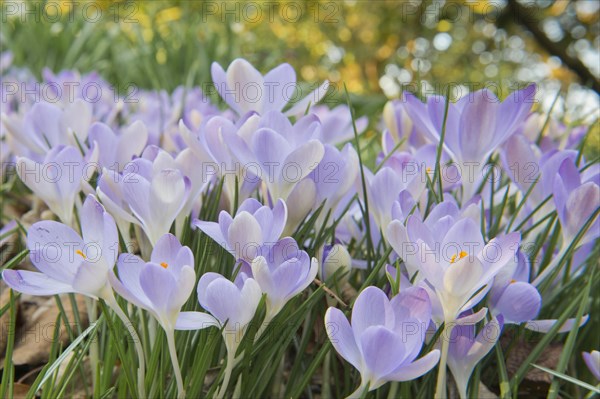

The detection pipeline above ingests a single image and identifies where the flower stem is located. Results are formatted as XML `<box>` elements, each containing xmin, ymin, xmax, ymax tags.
<box><xmin>346</xmin><ymin>381</ymin><xmax>368</xmax><ymax>399</ymax></box>
<box><xmin>103</xmin><ymin>291</ymin><xmax>147</xmax><ymax>398</ymax></box>
<box><xmin>165</xmin><ymin>328</ymin><xmax>185</xmax><ymax>399</ymax></box>
<box><xmin>217</xmin><ymin>348</ymin><xmax>236</xmax><ymax>399</ymax></box>
<box><xmin>435</xmin><ymin>323</ymin><xmax>454</xmax><ymax>399</ymax></box>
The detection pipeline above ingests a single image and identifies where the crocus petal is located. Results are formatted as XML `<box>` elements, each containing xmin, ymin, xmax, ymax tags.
<box><xmin>167</xmin><ymin>266</ymin><xmax>196</xmax><ymax>316</ymax></box>
<box><xmin>80</xmin><ymin>195</ymin><xmax>119</xmax><ymax>269</ymax></box>
<box><xmin>226</xmin><ymin>58</ymin><xmax>265</xmax><ymax>114</ymax></box>
<box><xmin>582</xmin><ymin>351</ymin><xmax>600</xmax><ymax>381</ymax></box>
<box><xmin>525</xmin><ymin>315</ymin><xmax>589</xmax><ymax>333</ymax></box>
<box><xmin>360</xmin><ymin>326</ymin><xmax>406</xmax><ymax>380</ymax></box>
<box><xmin>263</xmin><ymin>63</ymin><xmax>296</xmax><ymax>112</ymax></box>
<box><xmin>175</xmin><ymin>311</ymin><xmax>220</xmax><ymax>330</ymax></box>
<box><xmin>351</xmin><ymin>287</ymin><xmax>394</xmax><ymax>340</ymax></box>
<box><xmin>325</xmin><ymin>307</ymin><xmax>362</xmax><ymax>371</ymax></box>
<box><xmin>285</xmin><ymin>81</ymin><xmax>330</xmax><ymax>116</ymax></box>
<box><xmin>385</xmin><ymin>349</ymin><xmax>441</xmax><ymax>381</ymax></box>
<box><xmin>139</xmin><ymin>263</ymin><xmax>177</xmax><ymax>319</ymax></box>
<box><xmin>71</xmin><ymin>262</ymin><xmax>110</xmax><ymax>297</ymax></box>
<box><xmin>2</xmin><ymin>269</ymin><xmax>73</xmax><ymax>296</ymax></box>
<box><xmin>493</xmin><ymin>282</ymin><xmax>541</xmax><ymax>324</ymax></box>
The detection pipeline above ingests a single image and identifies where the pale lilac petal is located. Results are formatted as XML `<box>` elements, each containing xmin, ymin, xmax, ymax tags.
<box><xmin>582</xmin><ymin>351</ymin><xmax>600</xmax><ymax>381</ymax></box>
<box><xmin>493</xmin><ymin>282</ymin><xmax>541</xmax><ymax>323</ymax></box>
<box><xmin>385</xmin><ymin>349</ymin><xmax>441</xmax><ymax>381</ymax></box>
<box><xmin>175</xmin><ymin>311</ymin><xmax>220</xmax><ymax>330</ymax></box>
<box><xmin>526</xmin><ymin>315</ymin><xmax>589</xmax><ymax>333</ymax></box>
<box><xmin>325</xmin><ymin>307</ymin><xmax>362</xmax><ymax>370</ymax></box>
<box><xmin>2</xmin><ymin>269</ymin><xmax>73</xmax><ymax>296</ymax></box>
<box><xmin>351</xmin><ymin>287</ymin><xmax>394</xmax><ymax>339</ymax></box>
<box><xmin>360</xmin><ymin>326</ymin><xmax>405</xmax><ymax>379</ymax></box>
<box><xmin>263</xmin><ymin>64</ymin><xmax>296</xmax><ymax>111</ymax></box>
<box><xmin>139</xmin><ymin>263</ymin><xmax>177</xmax><ymax>316</ymax></box>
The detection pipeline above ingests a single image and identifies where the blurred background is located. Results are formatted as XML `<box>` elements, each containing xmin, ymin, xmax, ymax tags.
<box><xmin>1</xmin><ymin>0</ymin><xmax>599</xmax><ymax>119</ymax></box>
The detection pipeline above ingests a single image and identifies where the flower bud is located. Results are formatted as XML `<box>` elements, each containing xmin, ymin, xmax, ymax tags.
<box><xmin>317</xmin><ymin>243</ymin><xmax>351</xmax><ymax>284</ymax></box>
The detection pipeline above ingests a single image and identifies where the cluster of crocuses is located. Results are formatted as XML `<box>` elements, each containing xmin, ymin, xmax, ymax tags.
<box><xmin>1</xmin><ymin>54</ymin><xmax>598</xmax><ymax>398</ymax></box>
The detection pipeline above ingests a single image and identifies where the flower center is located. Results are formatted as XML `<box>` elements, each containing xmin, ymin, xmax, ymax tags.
<box><xmin>75</xmin><ymin>249</ymin><xmax>86</xmax><ymax>259</ymax></box>
<box><xmin>450</xmin><ymin>250</ymin><xmax>468</xmax><ymax>264</ymax></box>
<box><xmin>160</xmin><ymin>262</ymin><xmax>168</xmax><ymax>269</ymax></box>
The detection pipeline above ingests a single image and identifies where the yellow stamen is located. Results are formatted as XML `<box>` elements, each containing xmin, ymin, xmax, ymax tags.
<box><xmin>426</xmin><ymin>166</ymin><xmax>432</xmax><ymax>174</ymax></box>
<box><xmin>510</xmin><ymin>279</ymin><xmax>516</xmax><ymax>284</ymax></box>
<box><xmin>160</xmin><ymin>262</ymin><xmax>168</xmax><ymax>269</ymax></box>
<box><xmin>75</xmin><ymin>249</ymin><xmax>86</xmax><ymax>259</ymax></box>
<box><xmin>450</xmin><ymin>251</ymin><xmax>468</xmax><ymax>264</ymax></box>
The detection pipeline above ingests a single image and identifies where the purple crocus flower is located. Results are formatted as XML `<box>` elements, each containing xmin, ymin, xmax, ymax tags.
<box><xmin>306</xmin><ymin>104</ymin><xmax>368</xmax><ymax>145</ymax></box>
<box><xmin>179</xmin><ymin>115</ymin><xmax>260</xmax><ymax>210</ymax></box>
<box><xmin>382</xmin><ymin>97</ymin><xmax>427</xmax><ymax>152</ymax></box>
<box><xmin>317</xmin><ymin>243</ymin><xmax>352</xmax><ymax>284</ymax></box>
<box><xmin>138</xmin><ymin>145</ymin><xmax>212</xmax><ymax>235</ymax></box>
<box><xmin>109</xmin><ymin>233</ymin><xmax>195</xmax><ymax>397</ymax></box>
<box><xmin>404</xmin><ymin>85</ymin><xmax>535</xmax><ymax>200</ymax></box>
<box><xmin>388</xmin><ymin>216</ymin><xmax>520</xmax><ymax>324</ymax></box>
<box><xmin>225</xmin><ymin>110</ymin><xmax>325</xmax><ymax>202</ymax></box>
<box><xmin>5</xmin><ymin>99</ymin><xmax>93</xmax><ymax>159</ymax></box>
<box><xmin>325</xmin><ymin>286</ymin><xmax>440</xmax><ymax>396</ymax></box>
<box><xmin>88</xmin><ymin>121</ymin><xmax>148</xmax><ymax>171</ymax></box>
<box><xmin>176</xmin><ymin>272</ymin><xmax>263</xmax><ymax>398</ymax></box>
<box><xmin>109</xmin><ymin>233</ymin><xmax>195</xmax><ymax>330</ymax></box>
<box><xmin>251</xmin><ymin>238</ymin><xmax>318</xmax><ymax>321</ymax></box>
<box><xmin>309</xmin><ymin>143</ymin><xmax>359</xmax><ymax>224</ymax></box>
<box><xmin>363</xmin><ymin>165</ymin><xmax>424</xmax><ymax>239</ymax></box>
<box><xmin>582</xmin><ymin>351</ymin><xmax>600</xmax><ymax>381</ymax></box>
<box><xmin>552</xmin><ymin>158</ymin><xmax>599</xmax><ymax>247</ymax></box>
<box><xmin>3</xmin><ymin>195</ymin><xmax>118</xmax><ymax>299</ymax></box>
<box><xmin>211</xmin><ymin>58</ymin><xmax>329</xmax><ymax>117</ymax></box>
<box><xmin>447</xmin><ymin>316</ymin><xmax>504</xmax><ymax>399</ymax></box>
<box><xmin>532</xmin><ymin>158</ymin><xmax>599</xmax><ymax>286</ymax></box>
<box><xmin>16</xmin><ymin>145</ymin><xmax>86</xmax><ymax>227</ymax></box>
<box><xmin>119</xmin><ymin>156</ymin><xmax>191</xmax><ymax>245</ymax></box>
<box><xmin>176</xmin><ymin>272</ymin><xmax>262</xmax><ymax>337</ymax></box>
<box><xmin>192</xmin><ymin>198</ymin><xmax>287</xmax><ymax>263</ymax></box>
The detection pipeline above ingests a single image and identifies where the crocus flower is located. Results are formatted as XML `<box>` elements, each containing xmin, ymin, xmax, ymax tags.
<box><xmin>16</xmin><ymin>145</ymin><xmax>85</xmax><ymax>227</ymax></box>
<box><xmin>582</xmin><ymin>350</ymin><xmax>600</xmax><ymax>381</ymax></box>
<box><xmin>3</xmin><ymin>195</ymin><xmax>117</xmax><ymax>299</ymax></box>
<box><xmin>317</xmin><ymin>243</ymin><xmax>352</xmax><ymax>284</ymax></box>
<box><xmin>3</xmin><ymin>194</ymin><xmax>147</xmax><ymax>397</ymax></box>
<box><xmin>251</xmin><ymin>238</ymin><xmax>318</xmax><ymax>321</ymax></box>
<box><xmin>88</xmin><ymin>121</ymin><xmax>148</xmax><ymax>171</ymax></box>
<box><xmin>225</xmin><ymin>110</ymin><xmax>325</xmax><ymax>202</ymax></box>
<box><xmin>325</xmin><ymin>286</ymin><xmax>440</xmax><ymax>397</ymax></box>
<box><xmin>211</xmin><ymin>58</ymin><xmax>329</xmax><ymax>116</ymax></box>
<box><xmin>179</xmin><ymin>115</ymin><xmax>260</xmax><ymax>209</ymax></box>
<box><xmin>364</xmin><ymin>164</ymin><xmax>424</xmax><ymax>238</ymax></box>
<box><xmin>176</xmin><ymin>272</ymin><xmax>263</xmax><ymax>399</ymax></box>
<box><xmin>532</xmin><ymin>158</ymin><xmax>599</xmax><ymax>286</ymax></box>
<box><xmin>304</xmin><ymin>104</ymin><xmax>368</xmax><ymax>145</ymax></box>
<box><xmin>447</xmin><ymin>316</ymin><xmax>504</xmax><ymax>399</ymax></box>
<box><xmin>120</xmin><ymin>156</ymin><xmax>191</xmax><ymax>245</ymax></box>
<box><xmin>109</xmin><ymin>233</ymin><xmax>195</xmax><ymax>330</ymax></box>
<box><xmin>4</xmin><ymin>99</ymin><xmax>93</xmax><ymax>159</ymax></box>
<box><xmin>404</xmin><ymin>85</ymin><xmax>535</xmax><ymax>200</ymax></box>
<box><xmin>138</xmin><ymin>145</ymin><xmax>212</xmax><ymax>234</ymax></box>
<box><xmin>388</xmin><ymin>216</ymin><xmax>520</xmax><ymax>324</ymax></box>
<box><xmin>309</xmin><ymin>143</ymin><xmax>359</xmax><ymax>225</ymax></box>
<box><xmin>109</xmin><ymin>233</ymin><xmax>196</xmax><ymax>398</ymax></box>
<box><xmin>193</xmin><ymin>198</ymin><xmax>287</xmax><ymax>263</ymax></box>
